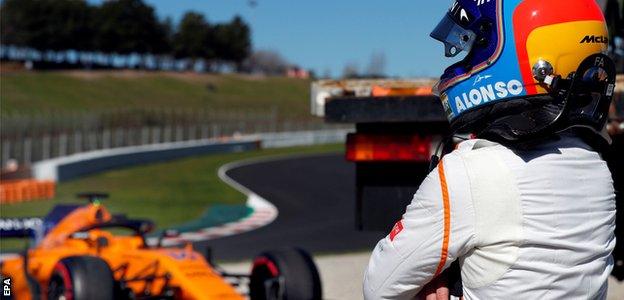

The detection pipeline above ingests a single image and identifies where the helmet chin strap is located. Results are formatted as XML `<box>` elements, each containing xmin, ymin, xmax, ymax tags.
<box><xmin>544</xmin><ymin>54</ymin><xmax>616</xmax><ymax>143</ymax></box>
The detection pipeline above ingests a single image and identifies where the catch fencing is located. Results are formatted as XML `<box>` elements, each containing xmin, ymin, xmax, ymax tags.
<box><xmin>0</xmin><ymin>109</ymin><xmax>348</xmax><ymax>167</ymax></box>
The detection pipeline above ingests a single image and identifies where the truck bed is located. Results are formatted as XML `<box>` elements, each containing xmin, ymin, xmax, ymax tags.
<box><xmin>324</xmin><ymin>96</ymin><xmax>447</xmax><ymax>124</ymax></box>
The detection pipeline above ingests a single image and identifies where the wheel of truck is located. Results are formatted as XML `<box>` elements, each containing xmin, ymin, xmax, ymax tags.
<box><xmin>249</xmin><ymin>248</ymin><xmax>322</xmax><ymax>300</ymax></box>
<box><xmin>47</xmin><ymin>256</ymin><xmax>114</xmax><ymax>300</ymax></box>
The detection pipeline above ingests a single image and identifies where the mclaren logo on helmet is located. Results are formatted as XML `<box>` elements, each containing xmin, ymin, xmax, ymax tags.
<box><xmin>450</xmin><ymin>1</ymin><xmax>473</xmax><ymax>25</ymax></box>
<box><xmin>454</xmin><ymin>80</ymin><xmax>524</xmax><ymax>113</ymax></box>
<box><xmin>580</xmin><ymin>35</ymin><xmax>609</xmax><ymax>44</ymax></box>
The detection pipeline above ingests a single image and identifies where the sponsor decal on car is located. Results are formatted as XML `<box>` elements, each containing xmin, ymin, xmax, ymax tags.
<box><xmin>0</xmin><ymin>218</ymin><xmax>42</xmax><ymax>231</ymax></box>
<box><xmin>166</xmin><ymin>250</ymin><xmax>200</xmax><ymax>261</ymax></box>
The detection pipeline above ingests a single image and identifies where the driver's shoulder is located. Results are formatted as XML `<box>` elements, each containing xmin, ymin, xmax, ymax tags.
<box><xmin>444</xmin><ymin>139</ymin><xmax>511</xmax><ymax>169</ymax></box>
<box><xmin>440</xmin><ymin>139</ymin><xmax>520</xmax><ymax>192</ymax></box>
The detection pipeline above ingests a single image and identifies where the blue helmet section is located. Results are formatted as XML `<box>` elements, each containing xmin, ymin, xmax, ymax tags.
<box><xmin>434</xmin><ymin>0</ymin><xmax>527</xmax><ymax>123</ymax></box>
<box><xmin>437</xmin><ymin>0</ymin><xmax>498</xmax><ymax>80</ymax></box>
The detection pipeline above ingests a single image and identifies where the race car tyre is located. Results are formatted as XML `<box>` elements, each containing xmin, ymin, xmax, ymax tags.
<box><xmin>47</xmin><ymin>256</ymin><xmax>115</xmax><ymax>300</ymax></box>
<box><xmin>250</xmin><ymin>248</ymin><xmax>322</xmax><ymax>300</ymax></box>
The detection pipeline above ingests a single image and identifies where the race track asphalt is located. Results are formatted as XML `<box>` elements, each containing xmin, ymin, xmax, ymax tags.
<box><xmin>196</xmin><ymin>153</ymin><xmax>386</xmax><ymax>262</ymax></box>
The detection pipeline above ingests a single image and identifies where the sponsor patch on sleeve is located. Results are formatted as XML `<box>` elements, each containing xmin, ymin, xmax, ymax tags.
<box><xmin>389</xmin><ymin>220</ymin><xmax>404</xmax><ymax>242</ymax></box>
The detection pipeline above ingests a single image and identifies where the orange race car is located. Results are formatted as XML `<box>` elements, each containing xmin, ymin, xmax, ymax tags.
<box><xmin>0</xmin><ymin>193</ymin><xmax>322</xmax><ymax>300</ymax></box>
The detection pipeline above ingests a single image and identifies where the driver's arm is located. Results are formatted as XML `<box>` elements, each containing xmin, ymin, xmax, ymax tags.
<box><xmin>363</xmin><ymin>153</ymin><xmax>476</xmax><ymax>300</ymax></box>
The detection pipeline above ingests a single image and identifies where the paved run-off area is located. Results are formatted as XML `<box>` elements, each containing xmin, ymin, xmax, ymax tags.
<box><xmin>221</xmin><ymin>252</ymin><xmax>624</xmax><ymax>300</ymax></box>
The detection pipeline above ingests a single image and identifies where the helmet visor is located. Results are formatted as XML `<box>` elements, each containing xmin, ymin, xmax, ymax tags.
<box><xmin>430</xmin><ymin>14</ymin><xmax>476</xmax><ymax>58</ymax></box>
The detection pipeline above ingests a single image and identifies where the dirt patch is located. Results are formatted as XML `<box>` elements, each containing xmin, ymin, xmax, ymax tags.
<box><xmin>61</xmin><ymin>69</ymin><xmax>276</xmax><ymax>83</ymax></box>
<box><xmin>61</xmin><ymin>69</ymin><xmax>221</xmax><ymax>83</ymax></box>
<box><xmin>0</xmin><ymin>65</ymin><xmax>283</xmax><ymax>84</ymax></box>
<box><xmin>0</xmin><ymin>62</ymin><xmax>27</xmax><ymax>73</ymax></box>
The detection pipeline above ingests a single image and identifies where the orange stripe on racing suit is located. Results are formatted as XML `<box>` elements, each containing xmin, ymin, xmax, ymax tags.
<box><xmin>434</xmin><ymin>159</ymin><xmax>451</xmax><ymax>277</ymax></box>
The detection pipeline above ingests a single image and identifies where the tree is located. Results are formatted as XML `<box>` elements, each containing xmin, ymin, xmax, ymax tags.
<box><xmin>342</xmin><ymin>61</ymin><xmax>360</xmax><ymax>79</ymax></box>
<box><xmin>173</xmin><ymin>11</ymin><xmax>214</xmax><ymax>62</ymax></box>
<box><xmin>242</xmin><ymin>50</ymin><xmax>289</xmax><ymax>75</ymax></box>
<box><xmin>214</xmin><ymin>15</ymin><xmax>252</xmax><ymax>70</ymax></box>
<box><xmin>1</xmin><ymin>0</ymin><xmax>94</xmax><ymax>51</ymax></box>
<box><xmin>0</xmin><ymin>0</ymin><xmax>255</xmax><ymax>72</ymax></box>
<box><xmin>365</xmin><ymin>52</ymin><xmax>387</xmax><ymax>78</ymax></box>
<box><xmin>154</xmin><ymin>16</ymin><xmax>174</xmax><ymax>55</ymax></box>
<box><xmin>1</xmin><ymin>0</ymin><xmax>37</xmax><ymax>47</ymax></box>
<box><xmin>51</xmin><ymin>0</ymin><xmax>95</xmax><ymax>52</ymax></box>
<box><xmin>95</xmin><ymin>0</ymin><xmax>166</xmax><ymax>55</ymax></box>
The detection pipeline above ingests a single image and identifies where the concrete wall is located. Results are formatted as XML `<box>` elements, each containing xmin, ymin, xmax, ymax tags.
<box><xmin>32</xmin><ymin>129</ymin><xmax>351</xmax><ymax>182</ymax></box>
<box><xmin>34</xmin><ymin>139</ymin><xmax>260</xmax><ymax>182</ymax></box>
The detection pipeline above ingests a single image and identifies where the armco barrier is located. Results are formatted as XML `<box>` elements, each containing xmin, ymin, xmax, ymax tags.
<box><xmin>33</xmin><ymin>138</ymin><xmax>260</xmax><ymax>182</ymax></box>
<box><xmin>256</xmin><ymin>129</ymin><xmax>351</xmax><ymax>149</ymax></box>
<box><xmin>32</xmin><ymin>129</ymin><xmax>350</xmax><ymax>183</ymax></box>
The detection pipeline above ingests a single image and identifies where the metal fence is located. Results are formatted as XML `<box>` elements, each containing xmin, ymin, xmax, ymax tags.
<box><xmin>0</xmin><ymin>109</ymin><xmax>347</xmax><ymax>166</ymax></box>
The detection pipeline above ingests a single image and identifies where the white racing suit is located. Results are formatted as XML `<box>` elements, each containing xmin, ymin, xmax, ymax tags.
<box><xmin>363</xmin><ymin>134</ymin><xmax>616</xmax><ymax>299</ymax></box>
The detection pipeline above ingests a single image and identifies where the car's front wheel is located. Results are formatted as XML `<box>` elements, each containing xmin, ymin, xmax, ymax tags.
<box><xmin>249</xmin><ymin>248</ymin><xmax>322</xmax><ymax>300</ymax></box>
<box><xmin>47</xmin><ymin>256</ymin><xmax>114</xmax><ymax>300</ymax></box>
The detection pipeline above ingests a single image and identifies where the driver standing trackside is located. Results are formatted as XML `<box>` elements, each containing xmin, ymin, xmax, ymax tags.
<box><xmin>363</xmin><ymin>0</ymin><xmax>618</xmax><ymax>299</ymax></box>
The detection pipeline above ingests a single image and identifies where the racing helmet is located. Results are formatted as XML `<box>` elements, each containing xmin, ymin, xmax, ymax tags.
<box><xmin>431</xmin><ymin>0</ymin><xmax>618</xmax><ymax>144</ymax></box>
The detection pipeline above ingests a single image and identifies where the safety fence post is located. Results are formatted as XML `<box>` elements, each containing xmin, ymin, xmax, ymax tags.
<box><xmin>1</xmin><ymin>140</ymin><xmax>10</xmax><ymax>167</ymax></box>
<box><xmin>152</xmin><ymin>127</ymin><xmax>161</xmax><ymax>144</ymax></box>
<box><xmin>59</xmin><ymin>133</ymin><xmax>68</xmax><ymax>157</ymax></box>
<box><xmin>175</xmin><ymin>126</ymin><xmax>183</xmax><ymax>142</ymax></box>
<box><xmin>102</xmin><ymin>129</ymin><xmax>111</xmax><ymax>149</ymax></box>
<box><xmin>88</xmin><ymin>132</ymin><xmax>97</xmax><ymax>151</ymax></box>
<box><xmin>23</xmin><ymin>138</ymin><xmax>32</xmax><ymax>165</ymax></box>
<box><xmin>189</xmin><ymin>125</ymin><xmax>197</xmax><ymax>141</ymax></box>
<box><xmin>164</xmin><ymin>126</ymin><xmax>172</xmax><ymax>143</ymax></box>
<box><xmin>141</xmin><ymin>127</ymin><xmax>149</xmax><ymax>145</ymax></box>
<box><xmin>201</xmin><ymin>125</ymin><xmax>209</xmax><ymax>140</ymax></box>
<box><xmin>42</xmin><ymin>135</ymin><xmax>50</xmax><ymax>160</ymax></box>
<box><xmin>212</xmin><ymin>124</ymin><xmax>220</xmax><ymax>139</ymax></box>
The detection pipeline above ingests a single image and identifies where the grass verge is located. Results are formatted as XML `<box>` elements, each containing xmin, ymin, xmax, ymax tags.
<box><xmin>0</xmin><ymin>70</ymin><xmax>312</xmax><ymax>118</ymax></box>
<box><xmin>0</xmin><ymin>143</ymin><xmax>343</xmax><ymax>251</ymax></box>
